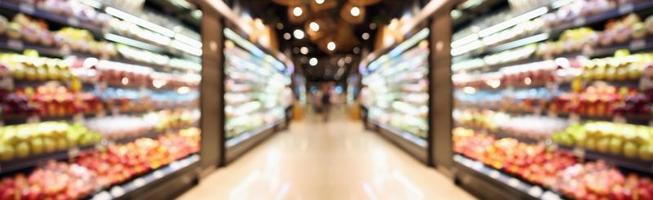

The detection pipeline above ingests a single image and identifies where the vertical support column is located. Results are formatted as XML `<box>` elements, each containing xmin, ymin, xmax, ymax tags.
<box><xmin>430</xmin><ymin>11</ymin><xmax>454</xmax><ymax>177</ymax></box>
<box><xmin>198</xmin><ymin>9</ymin><xmax>225</xmax><ymax>178</ymax></box>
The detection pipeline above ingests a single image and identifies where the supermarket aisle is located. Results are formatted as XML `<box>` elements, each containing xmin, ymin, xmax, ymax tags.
<box><xmin>178</xmin><ymin>111</ymin><xmax>474</xmax><ymax>200</ymax></box>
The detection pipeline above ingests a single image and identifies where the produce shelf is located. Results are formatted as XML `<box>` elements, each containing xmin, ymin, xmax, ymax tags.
<box><xmin>90</xmin><ymin>154</ymin><xmax>199</xmax><ymax>200</ymax></box>
<box><xmin>0</xmin><ymin>145</ymin><xmax>95</xmax><ymax>175</ymax></box>
<box><xmin>0</xmin><ymin>37</ymin><xmax>183</xmax><ymax>73</ymax></box>
<box><xmin>460</xmin><ymin>0</ymin><xmax>653</xmax><ymax>58</ymax></box>
<box><xmin>0</xmin><ymin>1</ymin><xmax>105</xmax><ymax>36</ymax></box>
<box><xmin>0</xmin><ymin>1</ymin><xmax>199</xmax><ymax>59</ymax></box>
<box><xmin>556</xmin><ymin>145</ymin><xmax>653</xmax><ymax>176</ymax></box>
<box><xmin>453</xmin><ymin>154</ymin><xmax>563</xmax><ymax>200</ymax></box>
<box><xmin>374</xmin><ymin>122</ymin><xmax>427</xmax><ymax>148</ymax></box>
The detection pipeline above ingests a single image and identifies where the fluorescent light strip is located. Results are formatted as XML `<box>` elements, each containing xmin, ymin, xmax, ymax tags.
<box><xmin>175</xmin><ymin>34</ymin><xmax>202</xmax><ymax>49</ymax></box>
<box><xmin>105</xmin><ymin>7</ymin><xmax>176</xmax><ymax>38</ymax></box>
<box><xmin>388</xmin><ymin>28</ymin><xmax>430</xmax><ymax>57</ymax></box>
<box><xmin>104</xmin><ymin>33</ymin><xmax>162</xmax><ymax>52</ymax></box>
<box><xmin>478</xmin><ymin>7</ymin><xmax>549</xmax><ymax>37</ymax></box>
<box><xmin>493</xmin><ymin>32</ymin><xmax>549</xmax><ymax>52</ymax></box>
<box><xmin>171</xmin><ymin>40</ymin><xmax>202</xmax><ymax>56</ymax></box>
<box><xmin>224</xmin><ymin>28</ymin><xmax>265</xmax><ymax>57</ymax></box>
<box><xmin>451</xmin><ymin>34</ymin><xmax>479</xmax><ymax>48</ymax></box>
<box><xmin>79</xmin><ymin>0</ymin><xmax>102</xmax><ymax>9</ymax></box>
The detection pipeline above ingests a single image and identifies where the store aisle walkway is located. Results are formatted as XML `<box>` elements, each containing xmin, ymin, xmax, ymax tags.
<box><xmin>178</xmin><ymin>111</ymin><xmax>474</xmax><ymax>200</ymax></box>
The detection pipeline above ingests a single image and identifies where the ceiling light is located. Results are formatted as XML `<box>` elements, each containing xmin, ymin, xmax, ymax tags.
<box><xmin>283</xmin><ymin>33</ymin><xmax>292</xmax><ymax>40</ymax></box>
<box><xmin>369</xmin><ymin>23</ymin><xmax>377</xmax><ymax>30</ymax></box>
<box><xmin>327</xmin><ymin>41</ymin><xmax>336</xmax><ymax>51</ymax></box>
<box><xmin>309</xmin><ymin>22</ymin><xmax>320</xmax><ymax>32</ymax></box>
<box><xmin>309</xmin><ymin>57</ymin><xmax>318</xmax><ymax>66</ymax></box>
<box><xmin>362</xmin><ymin>32</ymin><xmax>370</xmax><ymax>40</ymax></box>
<box><xmin>293</xmin><ymin>7</ymin><xmax>303</xmax><ymax>17</ymax></box>
<box><xmin>300</xmin><ymin>47</ymin><xmax>309</xmax><ymax>55</ymax></box>
<box><xmin>293</xmin><ymin>29</ymin><xmax>305</xmax><ymax>39</ymax></box>
<box><xmin>353</xmin><ymin>47</ymin><xmax>360</xmax><ymax>54</ymax></box>
<box><xmin>315</xmin><ymin>0</ymin><xmax>325</xmax><ymax>4</ymax></box>
<box><xmin>350</xmin><ymin>6</ymin><xmax>360</xmax><ymax>17</ymax></box>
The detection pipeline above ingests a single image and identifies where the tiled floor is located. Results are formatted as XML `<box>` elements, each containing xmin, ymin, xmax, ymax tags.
<box><xmin>178</xmin><ymin>110</ymin><xmax>475</xmax><ymax>200</ymax></box>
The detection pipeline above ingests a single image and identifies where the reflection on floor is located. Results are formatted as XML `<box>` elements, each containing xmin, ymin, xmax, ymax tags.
<box><xmin>178</xmin><ymin>110</ymin><xmax>475</xmax><ymax>200</ymax></box>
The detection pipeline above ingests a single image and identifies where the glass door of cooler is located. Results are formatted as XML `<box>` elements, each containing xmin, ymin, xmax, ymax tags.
<box><xmin>222</xmin><ymin>28</ymin><xmax>292</xmax><ymax>161</ymax></box>
<box><xmin>360</xmin><ymin>28</ymin><xmax>431</xmax><ymax>161</ymax></box>
<box><xmin>450</xmin><ymin>1</ymin><xmax>653</xmax><ymax>199</ymax></box>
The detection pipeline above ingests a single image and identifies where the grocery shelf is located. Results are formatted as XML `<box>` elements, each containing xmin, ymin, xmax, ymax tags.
<box><xmin>374</xmin><ymin>122</ymin><xmax>427</xmax><ymax>148</ymax></box>
<box><xmin>0</xmin><ymin>1</ymin><xmax>105</xmax><ymax>36</ymax></box>
<box><xmin>556</xmin><ymin>145</ymin><xmax>653</xmax><ymax>176</ymax></box>
<box><xmin>0</xmin><ymin>145</ymin><xmax>95</xmax><ymax>175</ymax></box>
<box><xmin>226</xmin><ymin>121</ymin><xmax>281</xmax><ymax>148</ymax></box>
<box><xmin>453</xmin><ymin>154</ymin><xmax>563</xmax><ymax>200</ymax></box>
<box><xmin>0</xmin><ymin>2</ymin><xmax>200</xmax><ymax>59</ymax></box>
<box><xmin>455</xmin><ymin>1</ymin><xmax>653</xmax><ymax>63</ymax></box>
<box><xmin>453</xmin><ymin>124</ymin><xmax>543</xmax><ymax>144</ymax></box>
<box><xmin>90</xmin><ymin>154</ymin><xmax>199</xmax><ymax>200</ymax></box>
<box><xmin>548</xmin><ymin>1</ymin><xmax>653</xmax><ymax>40</ymax></box>
<box><xmin>0</xmin><ymin>37</ymin><xmax>185</xmax><ymax>73</ymax></box>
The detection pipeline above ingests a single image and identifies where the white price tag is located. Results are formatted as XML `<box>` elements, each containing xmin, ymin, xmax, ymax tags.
<box><xmin>133</xmin><ymin>178</ymin><xmax>146</xmax><ymax>187</ymax></box>
<box><xmin>110</xmin><ymin>186</ymin><xmax>125</xmax><ymax>197</ymax></box>
<box><xmin>73</xmin><ymin>113</ymin><xmax>85</xmax><ymax>123</ymax></box>
<box><xmin>630</xmin><ymin>39</ymin><xmax>646</xmax><ymax>50</ymax></box>
<box><xmin>27</xmin><ymin>116</ymin><xmax>40</xmax><ymax>123</ymax></box>
<box><xmin>613</xmin><ymin>115</ymin><xmax>626</xmax><ymax>123</ymax></box>
<box><xmin>153</xmin><ymin>170</ymin><xmax>164</xmax><ymax>178</ymax></box>
<box><xmin>68</xmin><ymin>147</ymin><xmax>80</xmax><ymax>158</ymax></box>
<box><xmin>507</xmin><ymin>178</ymin><xmax>520</xmax><ymax>187</ymax></box>
<box><xmin>7</xmin><ymin>40</ymin><xmax>24</xmax><ymax>50</ymax></box>
<box><xmin>67</xmin><ymin>18</ymin><xmax>80</xmax><ymax>26</ymax></box>
<box><xmin>0</xmin><ymin>77</ymin><xmax>14</xmax><ymax>90</ymax></box>
<box><xmin>489</xmin><ymin>170</ymin><xmax>500</xmax><ymax>179</ymax></box>
<box><xmin>19</xmin><ymin>4</ymin><xmax>35</xmax><ymax>14</ymax></box>
<box><xmin>619</xmin><ymin>3</ymin><xmax>634</xmax><ymax>14</ymax></box>
<box><xmin>573</xmin><ymin>18</ymin><xmax>586</xmax><ymax>26</ymax></box>
<box><xmin>528</xmin><ymin>186</ymin><xmax>543</xmax><ymax>197</ymax></box>
<box><xmin>573</xmin><ymin>147</ymin><xmax>585</xmax><ymax>158</ymax></box>
<box><xmin>568</xmin><ymin>113</ymin><xmax>580</xmax><ymax>124</ymax></box>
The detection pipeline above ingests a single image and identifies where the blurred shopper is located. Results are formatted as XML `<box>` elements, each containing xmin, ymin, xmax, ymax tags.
<box><xmin>321</xmin><ymin>84</ymin><xmax>332</xmax><ymax>122</ymax></box>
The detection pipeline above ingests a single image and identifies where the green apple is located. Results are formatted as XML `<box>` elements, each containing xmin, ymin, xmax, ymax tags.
<box><xmin>15</xmin><ymin>142</ymin><xmax>29</xmax><ymax>158</ymax></box>
<box><xmin>609</xmin><ymin>137</ymin><xmax>624</xmax><ymax>154</ymax></box>
<box><xmin>639</xmin><ymin>144</ymin><xmax>653</xmax><ymax>160</ymax></box>
<box><xmin>29</xmin><ymin>137</ymin><xmax>44</xmax><ymax>154</ymax></box>
<box><xmin>43</xmin><ymin>138</ymin><xmax>56</xmax><ymax>153</ymax></box>
<box><xmin>597</xmin><ymin>137</ymin><xmax>610</xmax><ymax>153</ymax></box>
<box><xmin>624</xmin><ymin>142</ymin><xmax>639</xmax><ymax>158</ymax></box>
<box><xmin>0</xmin><ymin>144</ymin><xmax>15</xmax><ymax>161</ymax></box>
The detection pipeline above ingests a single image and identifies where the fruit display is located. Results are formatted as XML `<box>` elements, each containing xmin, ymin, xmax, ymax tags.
<box><xmin>552</xmin><ymin>121</ymin><xmax>653</xmax><ymax>160</ymax></box>
<box><xmin>0</xmin><ymin>161</ymin><xmax>101</xmax><ymax>199</ymax></box>
<box><xmin>0</xmin><ymin>52</ymin><xmax>73</xmax><ymax>82</ymax></box>
<box><xmin>454</xmin><ymin>128</ymin><xmax>653</xmax><ymax>199</ymax></box>
<box><xmin>0</xmin><ymin>122</ymin><xmax>101</xmax><ymax>161</ymax></box>
<box><xmin>452</xmin><ymin>1</ymin><xmax>653</xmax><ymax>198</ymax></box>
<box><xmin>454</xmin><ymin>109</ymin><xmax>567</xmax><ymax>140</ymax></box>
<box><xmin>223</xmin><ymin>29</ymin><xmax>292</xmax><ymax>141</ymax></box>
<box><xmin>361</xmin><ymin>32</ymin><xmax>430</xmax><ymax>140</ymax></box>
<box><xmin>28</xmin><ymin>0</ymin><xmax>112</xmax><ymax>28</ymax></box>
<box><xmin>75</xmin><ymin>128</ymin><xmax>200</xmax><ymax>186</ymax></box>
<box><xmin>55</xmin><ymin>27</ymin><xmax>117</xmax><ymax>58</ymax></box>
<box><xmin>0</xmin><ymin>127</ymin><xmax>199</xmax><ymax>199</ymax></box>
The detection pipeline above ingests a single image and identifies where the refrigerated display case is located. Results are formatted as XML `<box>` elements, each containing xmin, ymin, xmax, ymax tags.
<box><xmin>0</xmin><ymin>1</ymin><xmax>203</xmax><ymax>199</ymax></box>
<box><xmin>360</xmin><ymin>28</ymin><xmax>431</xmax><ymax>163</ymax></box>
<box><xmin>222</xmin><ymin>27</ymin><xmax>293</xmax><ymax>163</ymax></box>
<box><xmin>450</xmin><ymin>0</ymin><xmax>653</xmax><ymax>199</ymax></box>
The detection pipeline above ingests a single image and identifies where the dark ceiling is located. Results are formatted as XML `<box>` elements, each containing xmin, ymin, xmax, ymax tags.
<box><xmin>230</xmin><ymin>0</ymin><xmax>422</xmax><ymax>82</ymax></box>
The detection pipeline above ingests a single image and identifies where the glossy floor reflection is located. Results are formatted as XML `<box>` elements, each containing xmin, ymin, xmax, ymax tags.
<box><xmin>178</xmin><ymin>110</ymin><xmax>475</xmax><ymax>200</ymax></box>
